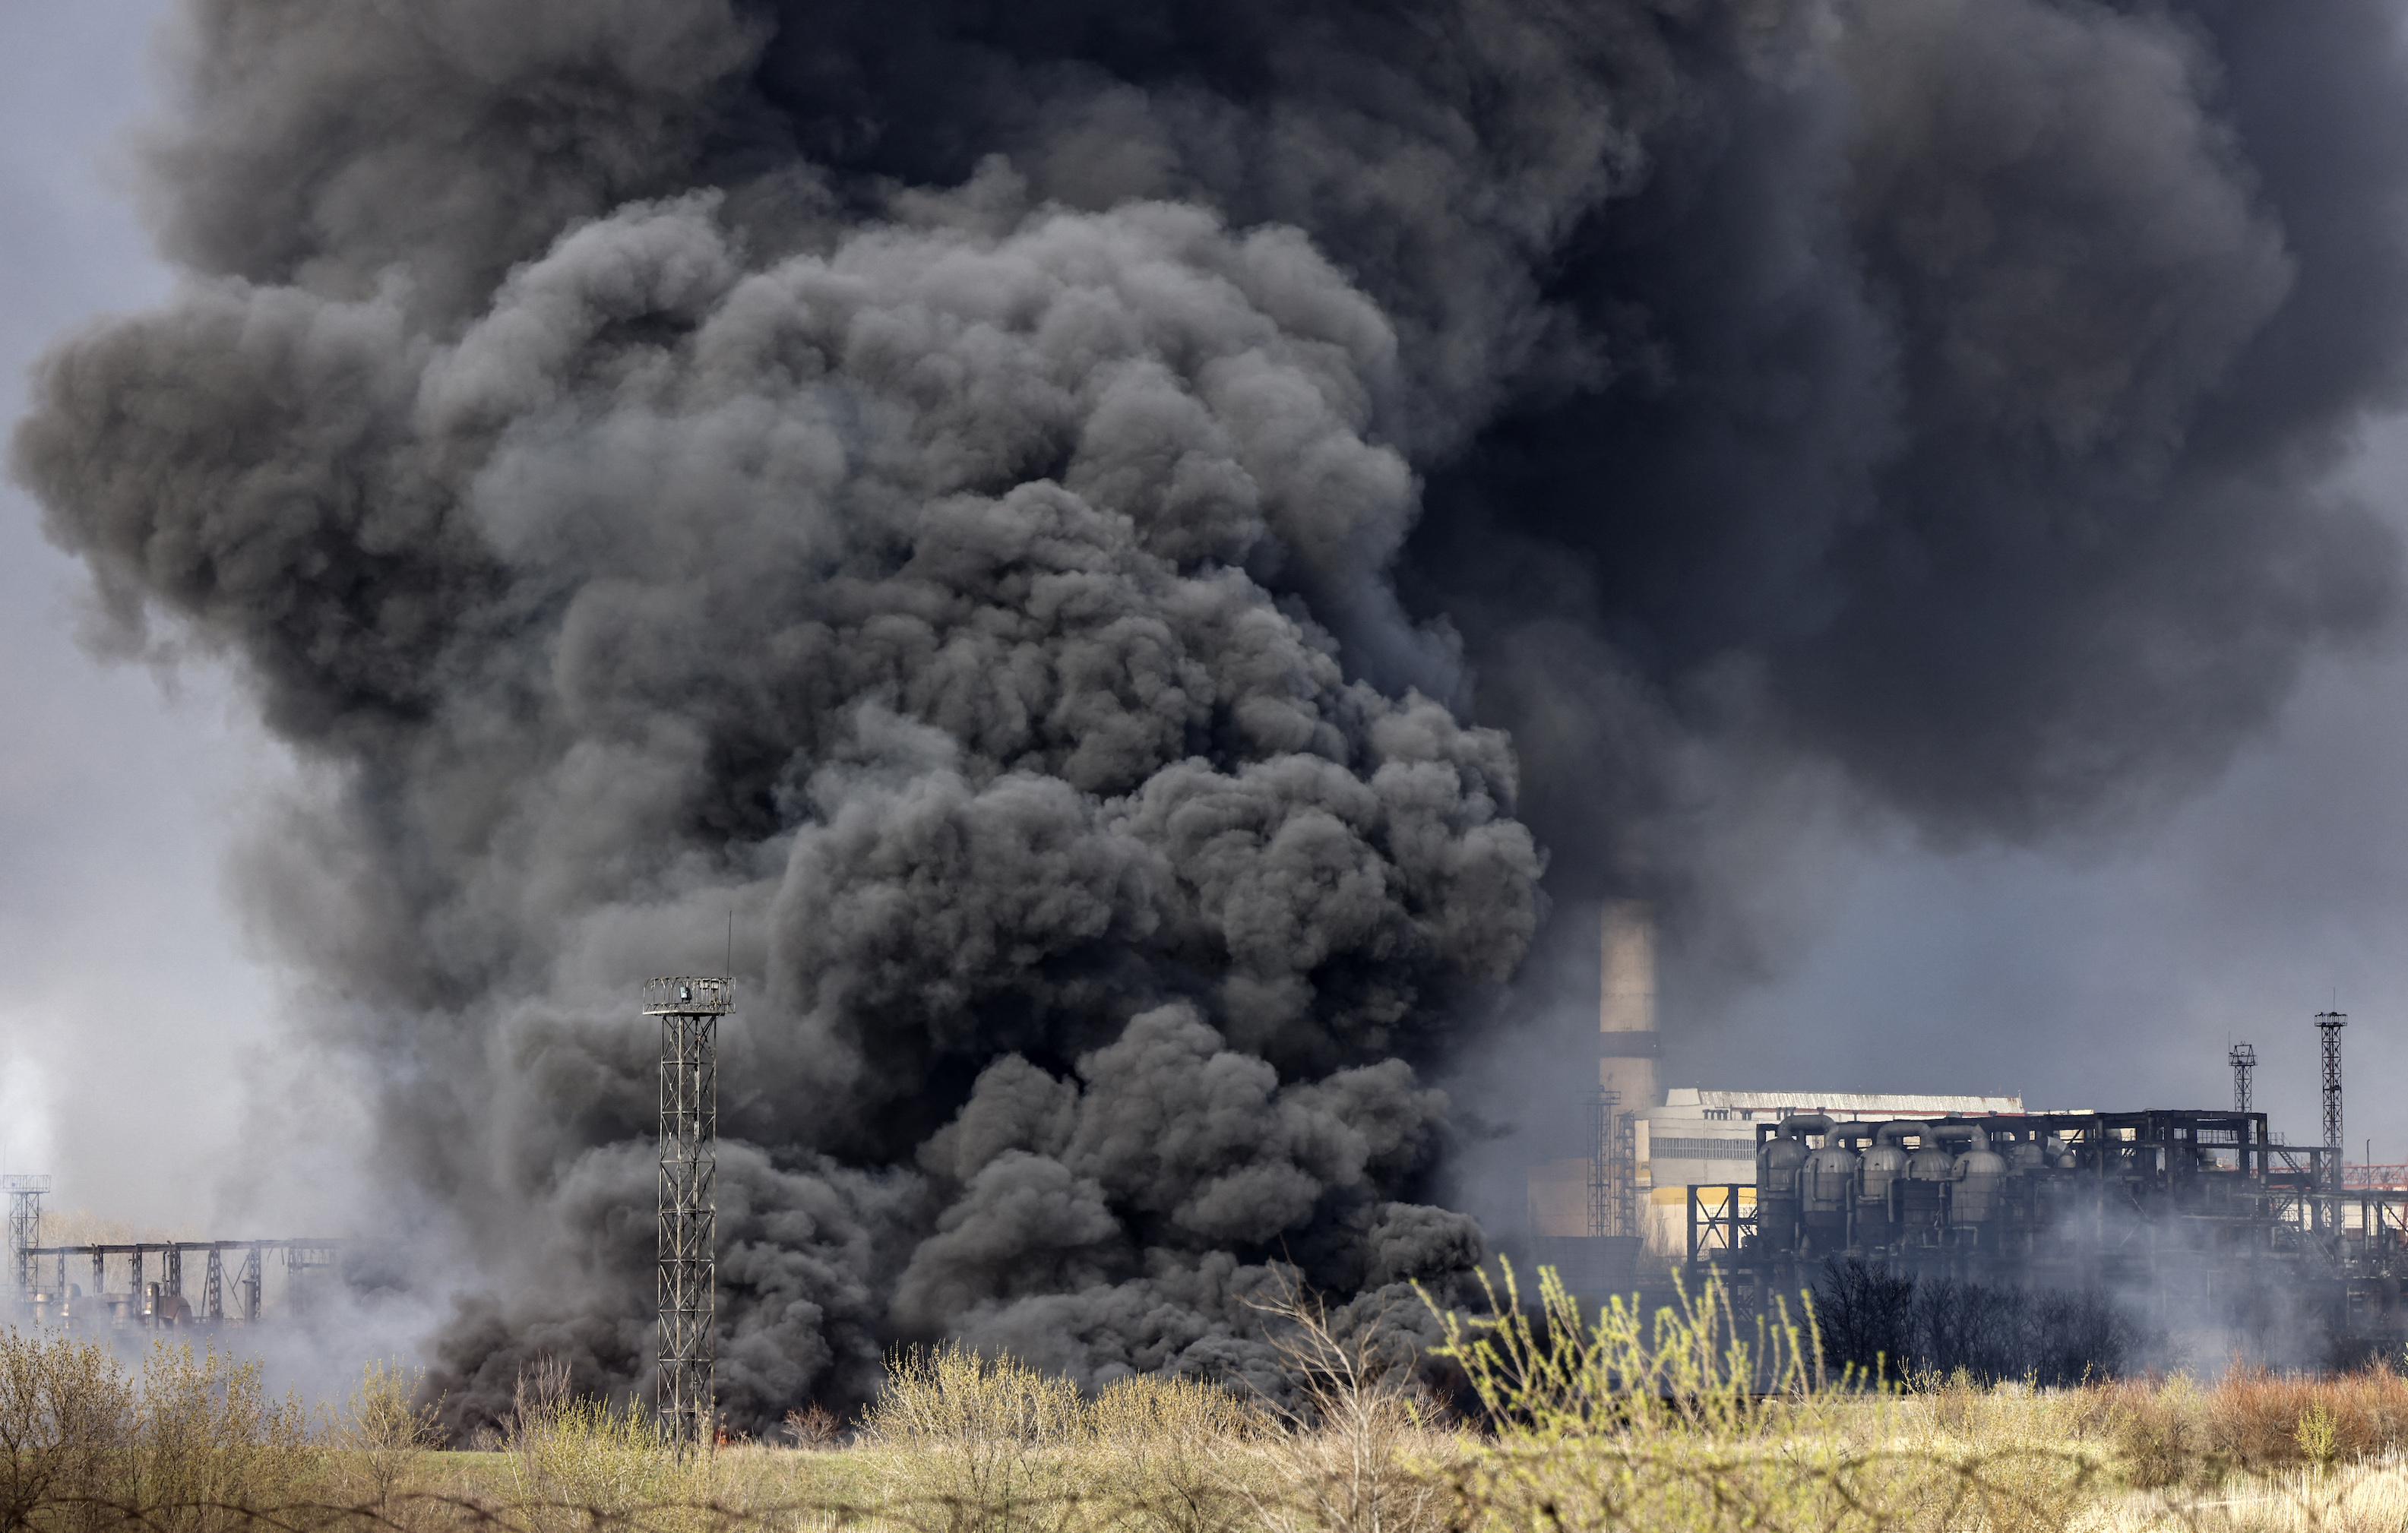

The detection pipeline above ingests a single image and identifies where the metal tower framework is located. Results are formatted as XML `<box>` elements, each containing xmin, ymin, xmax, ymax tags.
<box><xmin>1585</xmin><ymin>1089</ymin><xmax>1621</xmax><ymax>1238</ymax></box>
<box><xmin>1613</xmin><ymin>1111</ymin><xmax>1640</xmax><ymax>1238</ymax></box>
<box><xmin>2318</xmin><ymin>1012</ymin><xmax>2347</xmax><ymax>1192</ymax></box>
<box><xmin>13</xmin><ymin>1237</ymin><xmax>328</xmax><ymax>1323</ymax></box>
<box><xmin>650</xmin><ymin>976</ymin><xmax>729</xmax><ymax>1449</ymax></box>
<box><xmin>2229</xmin><ymin>1043</ymin><xmax>2256</xmax><ymax>1114</ymax></box>
<box><xmin>4</xmin><ymin>1177</ymin><xmax>45</xmax><ymax>1301</ymax></box>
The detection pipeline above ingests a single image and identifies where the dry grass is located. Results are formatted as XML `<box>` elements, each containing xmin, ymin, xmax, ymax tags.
<box><xmin>2066</xmin><ymin>1364</ymin><xmax>2408</xmax><ymax>1479</ymax></box>
<box><xmin>8</xmin><ymin>1274</ymin><xmax>2408</xmax><ymax>1531</ymax></box>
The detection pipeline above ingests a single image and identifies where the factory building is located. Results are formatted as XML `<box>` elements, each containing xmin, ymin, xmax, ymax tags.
<box><xmin>1516</xmin><ymin>905</ymin><xmax>2408</xmax><ymax>1358</ymax></box>
<box><xmin>1634</xmin><ymin>1088</ymin><xmax>2024</xmax><ymax>1258</ymax></box>
<box><xmin>1521</xmin><ymin>903</ymin><xmax>2019</xmax><ymax>1252</ymax></box>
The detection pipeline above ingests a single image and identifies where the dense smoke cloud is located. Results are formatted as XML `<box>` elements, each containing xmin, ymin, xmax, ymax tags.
<box><xmin>12</xmin><ymin>0</ymin><xmax>2408</xmax><ymax>1424</ymax></box>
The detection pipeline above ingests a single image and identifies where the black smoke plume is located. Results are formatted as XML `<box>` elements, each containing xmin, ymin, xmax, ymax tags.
<box><xmin>12</xmin><ymin>0</ymin><xmax>2408</xmax><ymax>1424</ymax></box>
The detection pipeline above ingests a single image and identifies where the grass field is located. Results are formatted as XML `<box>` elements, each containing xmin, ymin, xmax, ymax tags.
<box><xmin>7</xmin><ymin>1268</ymin><xmax>2408</xmax><ymax>1531</ymax></box>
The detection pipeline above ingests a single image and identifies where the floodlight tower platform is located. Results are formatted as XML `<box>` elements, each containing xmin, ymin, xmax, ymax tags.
<box><xmin>649</xmin><ymin>976</ymin><xmax>729</xmax><ymax>1448</ymax></box>
<box><xmin>2318</xmin><ymin>1012</ymin><xmax>2347</xmax><ymax>1196</ymax></box>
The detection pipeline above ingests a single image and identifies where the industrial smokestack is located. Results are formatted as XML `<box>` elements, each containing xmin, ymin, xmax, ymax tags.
<box><xmin>1592</xmin><ymin>899</ymin><xmax>1659</xmax><ymax>1242</ymax></box>
<box><xmin>1599</xmin><ymin>900</ymin><xmax>1660</xmax><ymax>1114</ymax></box>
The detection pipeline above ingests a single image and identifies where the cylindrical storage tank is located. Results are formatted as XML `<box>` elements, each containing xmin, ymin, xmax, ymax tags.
<box><xmin>1857</xmin><ymin>1124</ymin><xmax>1915</xmax><ymax>1247</ymax></box>
<box><xmin>1862</xmin><ymin>1124</ymin><xmax>1917</xmax><ymax>1200</ymax></box>
<box><xmin>1802</xmin><ymin>1143</ymin><xmax>1859</xmax><ymax>1252</ymax></box>
<box><xmin>1953</xmin><ymin>1141</ymin><xmax>2009</xmax><ymax>1225</ymax></box>
<box><xmin>2009</xmin><ymin>1136</ymin><xmax>2049</xmax><ymax>1173</ymax></box>
<box><xmin>1757</xmin><ymin>1133</ymin><xmax>1807</xmax><ymax>1253</ymax></box>
<box><xmin>1802</xmin><ymin>1145</ymin><xmax>1859</xmax><ymax>1213</ymax></box>
<box><xmin>1760</xmin><ymin>1132</ymin><xmax>1808</xmax><ymax>1197</ymax></box>
<box><xmin>1894</xmin><ymin>1125</ymin><xmax>1954</xmax><ymax>1231</ymax></box>
<box><xmin>1906</xmin><ymin>1136</ymin><xmax>1956</xmax><ymax>1181</ymax></box>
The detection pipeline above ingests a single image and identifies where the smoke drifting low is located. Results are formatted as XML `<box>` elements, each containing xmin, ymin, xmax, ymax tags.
<box><xmin>13</xmin><ymin>0</ymin><xmax>2408</xmax><ymax>1424</ymax></box>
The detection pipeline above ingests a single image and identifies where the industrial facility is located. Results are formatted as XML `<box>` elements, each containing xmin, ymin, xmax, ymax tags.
<box><xmin>1</xmin><ymin>1177</ymin><xmax>337</xmax><ymax>1329</ymax></box>
<box><xmin>1526</xmin><ymin>906</ymin><xmax>2406</xmax><ymax>1354</ymax></box>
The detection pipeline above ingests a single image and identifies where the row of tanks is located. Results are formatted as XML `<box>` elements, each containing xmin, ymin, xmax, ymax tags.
<box><xmin>1748</xmin><ymin>1109</ymin><xmax>2309</xmax><ymax>1260</ymax></box>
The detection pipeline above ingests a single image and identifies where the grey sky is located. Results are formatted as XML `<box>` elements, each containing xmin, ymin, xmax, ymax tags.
<box><xmin>0</xmin><ymin>0</ymin><xmax>292</xmax><ymax>1230</ymax></box>
<box><xmin>4</xmin><ymin>0</ymin><xmax>2408</xmax><ymax>1269</ymax></box>
<box><xmin>1679</xmin><ymin>577</ymin><xmax>2408</xmax><ymax>1158</ymax></box>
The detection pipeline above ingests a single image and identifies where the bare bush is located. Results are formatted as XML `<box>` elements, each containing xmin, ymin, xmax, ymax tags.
<box><xmin>782</xmin><ymin>1405</ymin><xmax>842</xmax><ymax>1450</ymax></box>
<box><xmin>503</xmin><ymin>1358</ymin><xmax>700</xmax><ymax>1533</ymax></box>
<box><xmin>859</xmin><ymin>1343</ymin><xmax>1085</xmax><ymax>1531</ymax></box>
<box><xmin>1234</xmin><ymin>1285</ymin><xmax>1455</xmax><ymax>1533</ymax></box>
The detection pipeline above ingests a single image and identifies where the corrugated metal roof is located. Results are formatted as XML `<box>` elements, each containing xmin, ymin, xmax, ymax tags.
<box><xmin>1660</xmin><ymin>1088</ymin><xmax>2024</xmax><ymax>1114</ymax></box>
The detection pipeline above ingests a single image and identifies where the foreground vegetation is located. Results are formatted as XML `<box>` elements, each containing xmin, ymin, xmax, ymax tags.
<box><xmin>6</xmin><ymin>1271</ymin><xmax>2408</xmax><ymax>1531</ymax></box>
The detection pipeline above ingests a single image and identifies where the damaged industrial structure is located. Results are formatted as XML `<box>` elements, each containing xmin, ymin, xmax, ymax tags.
<box><xmin>1527</xmin><ymin>905</ymin><xmax>2408</xmax><ymax>1358</ymax></box>
<box><xmin>2</xmin><ymin>1177</ymin><xmax>337</xmax><ymax>1329</ymax></box>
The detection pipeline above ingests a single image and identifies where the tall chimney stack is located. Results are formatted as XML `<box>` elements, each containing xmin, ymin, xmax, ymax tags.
<box><xmin>1598</xmin><ymin>899</ymin><xmax>1659</xmax><ymax>1111</ymax></box>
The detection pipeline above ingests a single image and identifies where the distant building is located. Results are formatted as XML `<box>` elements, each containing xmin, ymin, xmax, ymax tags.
<box><xmin>1514</xmin><ymin>899</ymin><xmax>2029</xmax><ymax>1279</ymax></box>
<box><xmin>1634</xmin><ymin>1088</ymin><xmax>2026</xmax><ymax>1256</ymax></box>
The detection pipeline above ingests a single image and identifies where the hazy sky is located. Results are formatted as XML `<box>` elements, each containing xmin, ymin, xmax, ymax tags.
<box><xmin>6</xmin><ymin>0</ymin><xmax>2408</xmax><ymax>1252</ymax></box>
<box><xmin>0</xmin><ymin>0</ymin><xmax>296</xmax><ymax>1230</ymax></box>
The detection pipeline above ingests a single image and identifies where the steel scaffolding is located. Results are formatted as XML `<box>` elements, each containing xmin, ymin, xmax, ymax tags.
<box><xmin>19</xmin><ymin>1238</ymin><xmax>330</xmax><ymax>1323</ymax></box>
<box><xmin>2229</xmin><ymin>1042</ymin><xmax>2255</xmax><ymax>1114</ymax></box>
<box><xmin>2319</xmin><ymin>1012</ymin><xmax>2347</xmax><ymax>1192</ymax></box>
<box><xmin>650</xmin><ymin>976</ymin><xmax>728</xmax><ymax>1449</ymax></box>
<box><xmin>1586</xmin><ymin>1089</ymin><xmax>1620</xmax><ymax>1238</ymax></box>
<box><xmin>4</xmin><ymin>1177</ymin><xmax>46</xmax><ymax>1301</ymax></box>
<box><xmin>1612</xmin><ymin>1111</ymin><xmax>1639</xmax><ymax>1238</ymax></box>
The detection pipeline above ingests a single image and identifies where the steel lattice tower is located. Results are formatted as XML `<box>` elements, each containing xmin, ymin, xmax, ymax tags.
<box><xmin>650</xmin><ymin>976</ymin><xmax>729</xmax><ymax>1448</ymax></box>
<box><xmin>3</xmin><ymin>1177</ymin><xmax>45</xmax><ymax>1302</ymax></box>
<box><xmin>2228</xmin><ymin>1043</ymin><xmax>2256</xmax><ymax>1113</ymax></box>
<box><xmin>1612</xmin><ymin>1111</ymin><xmax>1639</xmax><ymax>1239</ymax></box>
<box><xmin>1585</xmin><ymin>1089</ymin><xmax>1621</xmax><ymax>1238</ymax></box>
<box><xmin>2317</xmin><ymin>1012</ymin><xmax>2346</xmax><ymax>1189</ymax></box>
